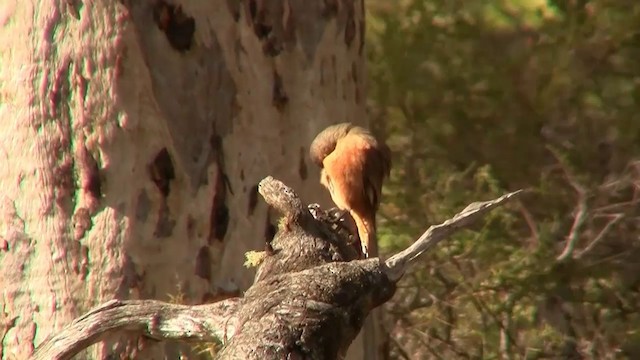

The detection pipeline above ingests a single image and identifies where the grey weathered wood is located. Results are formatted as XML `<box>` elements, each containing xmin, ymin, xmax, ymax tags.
<box><xmin>32</xmin><ymin>177</ymin><xmax>519</xmax><ymax>360</ymax></box>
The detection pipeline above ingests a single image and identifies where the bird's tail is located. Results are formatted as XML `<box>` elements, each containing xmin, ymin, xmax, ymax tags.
<box><xmin>351</xmin><ymin>210</ymin><xmax>378</xmax><ymax>258</ymax></box>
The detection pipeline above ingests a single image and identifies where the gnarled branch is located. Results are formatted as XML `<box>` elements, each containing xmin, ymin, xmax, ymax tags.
<box><xmin>32</xmin><ymin>177</ymin><xmax>520</xmax><ymax>360</ymax></box>
<box><xmin>33</xmin><ymin>299</ymin><xmax>240</xmax><ymax>360</ymax></box>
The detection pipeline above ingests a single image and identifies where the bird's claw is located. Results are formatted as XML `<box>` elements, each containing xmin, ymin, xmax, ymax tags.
<box><xmin>327</xmin><ymin>207</ymin><xmax>349</xmax><ymax>221</ymax></box>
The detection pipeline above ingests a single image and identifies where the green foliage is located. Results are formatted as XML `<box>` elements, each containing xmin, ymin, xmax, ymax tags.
<box><xmin>369</xmin><ymin>0</ymin><xmax>640</xmax><ymax>358</ymax></box>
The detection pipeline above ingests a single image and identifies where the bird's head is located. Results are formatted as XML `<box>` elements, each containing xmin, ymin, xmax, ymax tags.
<box><xmin>309</xmin><ymin>122</ymin><xmax>354</xmax><ymax>167</ymax></box>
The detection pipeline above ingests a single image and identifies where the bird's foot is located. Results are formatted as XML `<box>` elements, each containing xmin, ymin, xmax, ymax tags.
<box><xmin>327</xmin><ymin>207</ymin><xmax>349</xmax><ymax>221</ymax></box>
<box><xmin>307</xmin><ymin>203</ymin><xmax>323</xmax><ymax>219</ymax></box>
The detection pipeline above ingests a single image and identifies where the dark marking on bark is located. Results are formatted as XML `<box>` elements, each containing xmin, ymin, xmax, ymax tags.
<box><xmin>240</xmin><ymin>169</ymin><xmax>245</xmax><ymax>181</ymax></box>
<box><xmin>72</xmin><ymin>207</ymin><xmax>92</xmax><ymax>240</ymax></box>
<box><xmin>153</xmin><ymin>1</ymin><xmax>195</xmax><ymax>52</ymax></box>
<box><xmin>352</xmin><ymin>62</ymin><xmax>361</xmax><ymax>103</ymax></box>
<box><xmin>248</xmin><ymin>0</ymin><xmax>258</xmax><ymax>24</ymax></box>
<box><xmin>126</xmin><ymin>0</ymin><xmax>234</xmax><ymax>192</ymax></box>
<box><xmin>245</xmin><ymin>0</ymin><xmax>295</xmax><ymax>57</ymax></box>
<box><xmin>86</xmin><ymin>161</ymin><xmax>101</xmax><ymax>201</ymax></box>
<box><xmin>120</xmin><ymin>255</ymin><xmax>142</xmax><ymax>293</ymax></box>
<box><xmin>262</xmin><ymin>25</ymin><xmax>284</xmax><ymax>57</ymax></box>
<box><xmin>263</xmin><ymin>36</ymin><xmax>283</xmax><ymax>57</ymax></box>
<box><xmin>225</xmin><ymin>0</ymin><xmax>240</xmax><ymax>21</ymax></box>
<box><xmin>282</xmin><ymin>0</ymin><xmax>296</xmax><ymax>45</ymax></box>
<box><xmin>344</xmin><ymin>1</ymin><xmax>356</xmax><ymax>47</ymax></box>
<box><xmin>209</xmin><ymin>169</ymin><xmax>230</xmax><ymax>243</ymax></box>
<box><xmin>48</xmin><ymin>60</ymin><xmax>73</xmax><ymax>205</ymax></box>
<box><xmin>248</xmin><ymin>184</ymin><xmax>259</xmax><ymax>216</ymax></box>
<box><xmin>298</xmin><ymin>147</ymin><xmax>308</xmax><ymax>180</ymax></box>
<box><xmin>254</xmin><ymin>21</ymin><xmax>272</xmax><ymax>40</ymax></box>
<box><xmin>358</xmin><ymin>18</ymin><xmax>365</xmax><ymax>55</ymax></box>
<box><xmin>136</xmin><ymin>190</ymin><xmax>151</xmax><ymax>221</ymax></box>
<box><xmin>187</xmin><ymin>215</ymin><xmax>196</xmax><ymax>239</ymax></box>
<box><xmin>194</xmin><ymin>246</ymin><xmax>212</xmax><ymax>281</ymax></box>
<box><xmin>78</xmin><ymin>144</ymin><xmax>102</xmax><ymax>203</ymax></box>
<box><xmin>0</xmin><ymin>238</ymin><xmax>9</xmax><ymax>251</ymax></box>
<box><xmin>221</xmin><ymin>169</ymin><xmax>234</xmax><ymax>196</ymax></box>
<box><xmin>65</xmin><ymin>0</ymin><xmax>82</xmax><ymax>19</ymax></box>
<box><xmin>149</xmin><ymin>148</ymin><xmax>175</xmax><ymax>198</ymax></box>
<box><xmin>322</xmin><ymin>0</ymin><xmax>338</xmax><ymax>17</ymax></box>
<box><xmin>209</xmin><ymin>134</ymin><xmax>223</xmax><ymax>158</ymax></box>
<box><xmin>53</xmin><ymin>158</ymin><xmax>74</xmax><ymax>215</ymax></box>
<box><xmin>154</xmin><ymin>202</ymin><xmax>176</xmax><ymax>238</ymax></box>
<box><xmin>209</xmin><ymin>134</ymin><xmax>234</xmax><ymax>195</ymax></box>
<box><xmin>272</xmin><ymin>71</ymin><xmax>288</xmax><ymax>112</ymax></box>
<box><xmin>247</xmin><ymin>0</ymin><xmax>272</xmax><ymax>39</ymax></box>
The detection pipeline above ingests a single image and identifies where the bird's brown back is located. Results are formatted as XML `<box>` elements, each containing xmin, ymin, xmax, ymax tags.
<box><xmin>309</xmin><ymin>122</ymin><xmax>392</xmax><ymax>230</ymax></box>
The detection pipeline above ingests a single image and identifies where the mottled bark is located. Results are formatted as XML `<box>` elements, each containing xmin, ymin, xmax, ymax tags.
<box><xmin>0</xmin><ymin>0</ymin><xmax>367</xmax><ymax>358</ymax></box>
<box><xmin>32</xmin><ymin>177</ymin><xmax>520</xmax><ymax>360</ymax></box>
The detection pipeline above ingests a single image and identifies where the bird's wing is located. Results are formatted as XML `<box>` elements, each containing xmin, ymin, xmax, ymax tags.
<box><xmin>362</xmin><ymin>142</ymin><xmax>391</xmax><ymax>214</ymax></box>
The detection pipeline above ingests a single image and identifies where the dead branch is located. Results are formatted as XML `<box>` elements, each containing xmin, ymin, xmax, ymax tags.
<box><xmin>556</xmin><ymin>193</ymin><xmax>588</xmax><ymax>261</ymax></box>
<box><xmin>548</xmin><ymin>145</ymin><xmax>589</xmax><ymax>262</ymax></box>
<box><xmin>575</xmin><ymin>213</ymin><xmax>624</xmax><ymax>259</ymax></box>
<box><xmin>32</xmin><ymin>177</ymin><xmax>520</xmax><ymax>360</ymax></box>
<box><xmin>384</xmin><ymin>190</ymin><xmax>523</xmax><ymax>281</ymax></box>
<box><xmin>32</xmin><ymin>299</ymin><xmax>240</xmax><ymax>360</ymax></box>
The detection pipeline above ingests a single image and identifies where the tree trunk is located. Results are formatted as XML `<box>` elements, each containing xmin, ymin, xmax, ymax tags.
<box><xmin>0</xmin><ymin>0</ymin><xmax>369</xmax><ymax>358</ymax></box>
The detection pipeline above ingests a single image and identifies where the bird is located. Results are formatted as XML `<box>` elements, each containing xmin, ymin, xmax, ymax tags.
<box><xmin>309</xmin><ymin>122</ymin><xmax>391</xmax><ymax>258</ymax></box>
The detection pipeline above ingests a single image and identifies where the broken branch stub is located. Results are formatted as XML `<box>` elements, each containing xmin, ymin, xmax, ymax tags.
<box><xmin>253</xmin><ymin>176</ymin><xmax>359</xmax><ymax>283</ymax></box>
<box><xmin>258</xmin><ymin>175</ymin><xmax>306</xmax><ymax>220</ymax></box>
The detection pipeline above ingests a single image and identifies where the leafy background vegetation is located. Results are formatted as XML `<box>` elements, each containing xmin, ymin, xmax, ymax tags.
<box><xmin>368</xmin><ymin>0</ymin><xmax>640</xmax><ymax>358</ymax></box>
